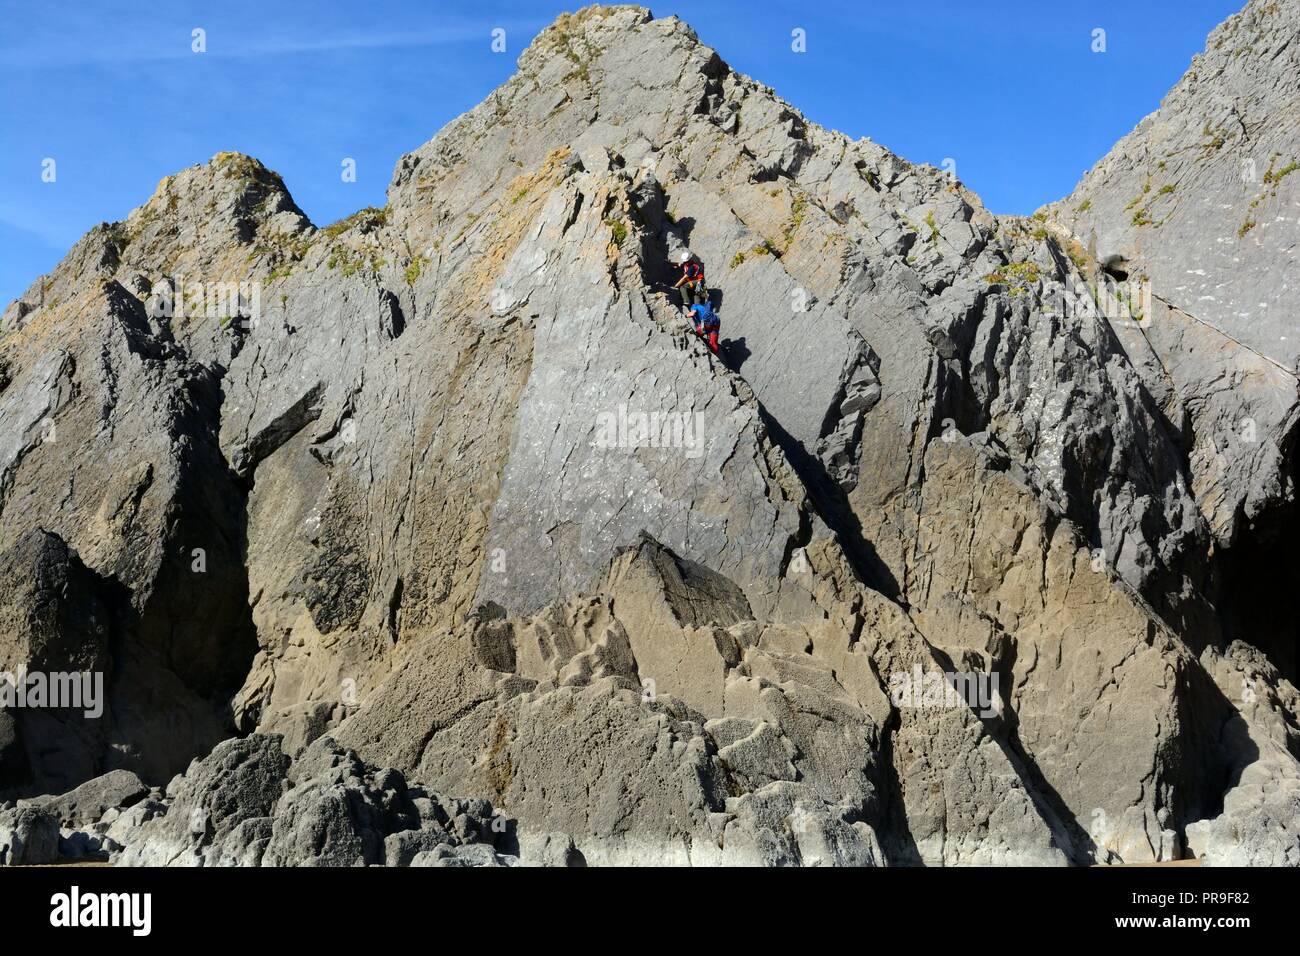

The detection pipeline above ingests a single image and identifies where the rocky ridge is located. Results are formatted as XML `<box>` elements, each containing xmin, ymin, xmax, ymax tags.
<box><xmin>1</xmin><ymin>3</ymin><xmax>1298</xmax><ymax>865</ymax></box>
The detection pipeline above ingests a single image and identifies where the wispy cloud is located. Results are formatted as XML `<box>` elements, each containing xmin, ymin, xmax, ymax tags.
<box><xmin>0</xmin><ymin>205</ymin><xmax>81</xmax><ymax>251</ymax></box>
<box><xmin>0</xmin><ymin>21</ymin><xmax>542</xmax><ymax>70</ymax></box>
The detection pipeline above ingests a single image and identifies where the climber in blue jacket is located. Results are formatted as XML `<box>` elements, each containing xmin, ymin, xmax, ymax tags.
<box><xmin>689</xmin><ymin>300</ymin><xmax>721</xmax><ymax>356</ymax></box>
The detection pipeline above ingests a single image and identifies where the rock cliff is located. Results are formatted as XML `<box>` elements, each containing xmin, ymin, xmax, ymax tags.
<box><xmin>2</xmin><ymin>3</ymin><xmax>1297</xmax><ymax>865</ymax></box>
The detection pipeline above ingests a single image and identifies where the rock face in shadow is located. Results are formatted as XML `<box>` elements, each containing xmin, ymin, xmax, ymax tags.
<box><xmin>1046</xmin><ymin>0</ymin><xmax>1300</xmax><ymax>686</ymax></box>
<box><xmin>2</xmin><ymin>3</ymin><xmax>1298</xmax><ymax>864</ymax></box>
<box><xmin>110</xmin><ymin>734</ymin><xmax>524</xmax><ymax>867</ymax></box>
<box><xmin>0</xmin><ymin>529</ymin><xmax>115</xmax><ymax>794</ymax></box>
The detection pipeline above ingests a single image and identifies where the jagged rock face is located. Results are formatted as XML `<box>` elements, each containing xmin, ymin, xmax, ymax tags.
<box><xmin>0</xmin><ymin>530</ymin><xmax>115</xmax><ymax>794</ymax></box>
<box><xmin>109</xmin><ymin>734</ymin><xmax>523</xmax><ymax>867</ymax></box>
<box><xmin>326</xmin><ymin>523</ymin><xmax>1246</xmax><ymax>866</ymax></box>
<box><xmin>1049</xmin><ymin>0</ymin><xmax>1299</xmax><ymax>369</ymax></box>
<box><xmin>1045</xmin><ymin>0</ymin><xmax>1300</xmax><ymax>678</ymax></box>
<box><xmin>334</xmin><ymin>536</ymin><xmax>892</xmax><ymax>866</ymax></box>
<box><xmin>382</xmin><ymin>5</ymin><xmax>1208</xmax><ymax>623</ymax></box>
<box><xmin>902</xmin><ymin>436</ymin><xmax>1237</xmax><ymax>862</ymax></box>
<box><xmin>2</xmin><ymin>2</ymin><xmax>1299</xmax><ymax>865</ymax></box>
<box><xmin>0</xmin><ymin>274</ymin><xmax>258</xmax><ymax>790</ymax></box>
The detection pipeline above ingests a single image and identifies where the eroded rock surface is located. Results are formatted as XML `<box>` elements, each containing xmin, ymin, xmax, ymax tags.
<box><xmin>2</xmin><ymin>2</ymin><xmax>1297</xmax><ymax>865</ymax></box>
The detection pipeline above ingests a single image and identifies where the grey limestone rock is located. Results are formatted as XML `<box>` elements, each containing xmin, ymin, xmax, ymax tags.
<box><xmin>3</xmin><ymin>2</ymin><xmax>1298</xmax><ymax>866</ymax></box>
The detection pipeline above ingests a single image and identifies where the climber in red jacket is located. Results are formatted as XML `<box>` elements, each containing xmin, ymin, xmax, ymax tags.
<box><xmin>673</xmin><ymin>249</ymin><xmax>708</xmax><ymax>308</ymax></box>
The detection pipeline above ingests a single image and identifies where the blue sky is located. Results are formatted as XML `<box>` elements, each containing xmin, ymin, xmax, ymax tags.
<box><xmin>0</xmin><ymin>0</ymin><xmax>1242</xmax><ymax>305</ymax></box>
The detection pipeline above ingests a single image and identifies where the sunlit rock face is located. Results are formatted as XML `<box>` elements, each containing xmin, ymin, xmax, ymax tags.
<box><xmin>1</xmin><ymin>3</ymin><xmax>1297</xmax><ymax>866</ymax></box>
